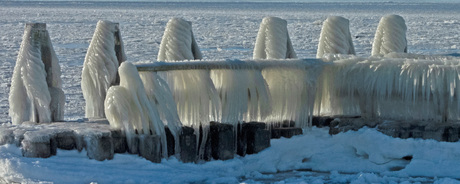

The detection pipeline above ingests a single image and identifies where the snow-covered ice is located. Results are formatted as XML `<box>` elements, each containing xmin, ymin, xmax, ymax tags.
<box><xmin>2</xmin><ymin>127</ymin><xmax>460</xmax><ymax>183</ymax></box>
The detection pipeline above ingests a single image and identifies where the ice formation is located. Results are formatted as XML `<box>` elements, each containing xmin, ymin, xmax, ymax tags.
<box><xmin>253</xmin><ymin>17</ymin><xmax>296</xmax><ymax>59</ymax></box>
<box><xmin>105</xmin><ymin>62</ymin><xmax>167</xmax><ymax>157</ymax></box>
<box><xmin>254</xmin><ymin>17</ymin><xmax>318</xmax><ymax>127</ymax></box>
<box><xmin>316</xmin><ymin>16</ymin><xmax>355</xmax><ymax>58</ymax></box>
<box><xmin>211</xmin><ymin>68</ymin><xmax>271</xmax><ymax>124</ymax></box>
<box><xmin>157</xmin><ymin>18</ymin><xmax>220</xmax><ymax>158</ymax></box>
<box><xmin>372</xmin><ymin>15</ymin><xmax>407</xmax><ymax>56</ymax></box>
<box><xmin>9</xmin><ymin>23</ymin><xmax>65</xmax><ymax>125</ymax></box>
<box><xmin>139</xmin><ymin>71</ymin><xmax>182</xmax><ymax>155</ymax></box>
<box><xmin>82</xmin><ymin>20</ymin><xmax>126</xmax><ymax>118</ymax></box>
<box><xmin>317</xmin><ymin>55</ymin><xmax>460</xmax><ymax>122</ymax></box>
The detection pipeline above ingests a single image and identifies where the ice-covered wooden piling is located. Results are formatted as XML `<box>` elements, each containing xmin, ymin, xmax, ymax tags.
<box><xmin>82</xmin><ymin>20</ymin><xmax>126</xmax><ymax>119</ymax></box>
<box><xmin>254</xmin><ymin>17</ymin><xmax>317</xmax><ymax>135</ymax></box>
<box><xmin>154</xmin><ymin>18</ymin><xmax>219</xmax><ymax>160</ymax></box>
<box><xmin>0</xmin><ymin>121</ymin><xmax>272</xmax><ymax>162</ymax></box>
<box><xmin>178</xmin><ymin>127</ymin><xmax>197</xmax><ymax>163</ymax></box>
<box><xmin>372</xmin><ymin>15</ymin><xmax>407</xmax><ymax>56</ymax></box>
<box><xmin>269</xmin><ymin>121</ymin><xmax>302</xmax><ymax>139</ymax></box>
<box><xmin>316</xmin><ymin>16</ymin><xmax>355</xmax><ymax>58</ymax></box>
<box><xmin>105</xmin><ymin>62</ymin><xmax>168</xmax><ymax>159</ymax></box>
<box><xmin>242</xmin><ymin>122</ymin><xmax>270</xmax><ymax>154</ymax></box>
<box><xmin>208</xmin><ymin>122</ymin><xmax>235</xmax><ymax>160</ymax></box>
<box><xmin>22</xmin><ymin>130</ymin><xmax>56</xmax><ymax>158</ymax></box>
<box><xmin>9</xmin><ymin>23</ymin><xmax>65</xmax><ymax>125</ymax></box>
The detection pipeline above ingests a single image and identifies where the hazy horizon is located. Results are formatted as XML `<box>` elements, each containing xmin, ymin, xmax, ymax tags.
<box><xmin>2</xmin><ymin>0</ymin><xmax>460</xmax><ymax>3</ymax></box>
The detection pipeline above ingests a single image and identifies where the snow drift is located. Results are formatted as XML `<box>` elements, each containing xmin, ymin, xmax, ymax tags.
<box><xmin>9</xmin><ymin>23</ymin><xmax>65</xmax><ymax>125</ymax></box>
<box><xmin>105</xmin><ymin>62</ymin><xmax>168</xmax><ymax>157</ymax></box>
<box><xmin>156</xmin><ymin>18</ymin><xmax>220</xmax><ymax>158</ymax></box>
<box><xmin>316</xmin><ymin>16</ymin><xmax>355</xmax><ymax>58</ymax></box>
<box><xmin>254</xmin><ymin>17</ymin><xmax>319</xmax><ymax>127</ymax></box>
<box><xmin>372</xmin><ymin>15</ymin><xmax>407</xmax><ymax>56</ymax></box>
<box><xmin>81</xmin><ymin>20</ymin><xmax>126</xmax><ymax>118</ymax></box>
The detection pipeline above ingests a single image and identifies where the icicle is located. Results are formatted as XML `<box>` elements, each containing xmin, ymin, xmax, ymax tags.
<box><xmin>82</xmin><ymin>20</ymin><xmax>126</xmax><ymax>118</ymax></box>
<box><xmin>372</xmin><ymin>15</ymin><xmax>407</xmax><ymax>56</ymax></box>
<box><xmin>316</xmin><ymin>16</ymin><xmax>355</xmax><ymax>58</ymax></box>
<box><xmin>105</xmin><ymin>62</ymin><xmax>168</xmax><ymax>157</ymax></box>
<box><xmin>139</xmin><ymin>71</ymin><xmax>182</xmax><ymax>156</ymax></box>
<box><xmin>157</xmin><ymin>18</ymin><xmax>220</xmax><ymax>159</ymax></box>
<box><xmin>210</xmin><ymin>62</ymin><xmax>271</xmax><ymax>127</ymax></box>
<box><xmin>9</xmin><ymin>23</ymin><xmax>65</xmax><ymax>125</ymax></box>
<box><xmin>105</xmin><ymin>86</ymin><xmax>138</xmax><ymax>152</ymax></box>
<box><xmin>317</xmin><ymin>56</ymin><xmax>460</xmax><ymax>122</ymax></box>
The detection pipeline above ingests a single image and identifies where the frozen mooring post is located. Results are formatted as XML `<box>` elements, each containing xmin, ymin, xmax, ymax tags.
<box><xmin>254</xmin><ymin>17</ymin><xmax>315</xmax><ymax>137</ymax></box>
<box><xmin>316</xmin><ymin>16</ymin><xmax>355</xmax><ymax>58</ymax></box>
<box><xmin>105</xmin><ymin>62</ymin><xmax>168</xmax><ymax>161</ymax></box>
<box><xmin>1</xmin><ymin>122</ymin><xmax>115</xmax><ymax>160</ymax></box>
<box><xmin>372</xmin><ymin>14</ymin><xmax>407</xmax><ymax>56</ymax></box>
<box><xmin>154</xmin><ymin>18</ymin><xmax>221</xmax><ymax>160</ymax></box>
<box><xmin>82</xmin><ymin>20</ymin><xmax>126</xmax><ymax>119</ymax></box>
<box><xmin>9</xmin><ymin>23</ymin><xmax>65</xmax><ymax>125</ymax></box>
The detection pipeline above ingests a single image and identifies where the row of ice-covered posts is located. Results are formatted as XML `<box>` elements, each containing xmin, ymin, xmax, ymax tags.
<box><xmin>89</xmin><ymin>15</ymin><xmax>413</xmax><ymax>157</ymax></box>
<box><xmin>9</xmin><ymin>14</ymin><xmax>459</xmax><ymax>158</ymax></box>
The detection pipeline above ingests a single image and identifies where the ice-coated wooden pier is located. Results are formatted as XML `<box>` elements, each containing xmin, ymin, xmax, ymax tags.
<box><xmin>4</xmin><ymin>14</ymin><xmax>460</xmax><ymax>164</ymax></box>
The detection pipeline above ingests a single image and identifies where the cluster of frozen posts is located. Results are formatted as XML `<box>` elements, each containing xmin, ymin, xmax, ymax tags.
<box><xmin>2</xmin><ymin>14</ymin><xmax>460</xmax><ymax>163</ymax></box>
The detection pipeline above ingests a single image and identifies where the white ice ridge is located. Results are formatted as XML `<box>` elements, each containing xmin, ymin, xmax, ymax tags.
<box><xmin>254</xmin><ymin>17</ymin><xmax>318</xmax><ymax>127</ymax></box>
<box><xmin>156</xmin><ymin>18</ymin><xmax>219</xmax><ymax>158</ymax></box>
<box><xmin>372</xmin><ymin>15</ymin><xmax>407</xmax><ymax>56</ymax></box>
<box><xmin>316</xmin><ymin>16</ymin><xmax>355</xmax><ymax>58</ymax></box>
<box><xmin>105</xmin><ymin>62</ymin><xmax>168</xmax><ymax>157</ymax></box>
<box><xmin>9</xmin><ymin>23</ymin><xmax>65</xmax><ymax>125</ymax></box>
<box><xmin>317</xmin><ymin>55</ymin><xmax>460</xmax><ymax>122</ymax></box>
<box><xmin>82</xmin><ymin>20</ymin><xmax>127</xmax><ymax>118</ymax></box>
